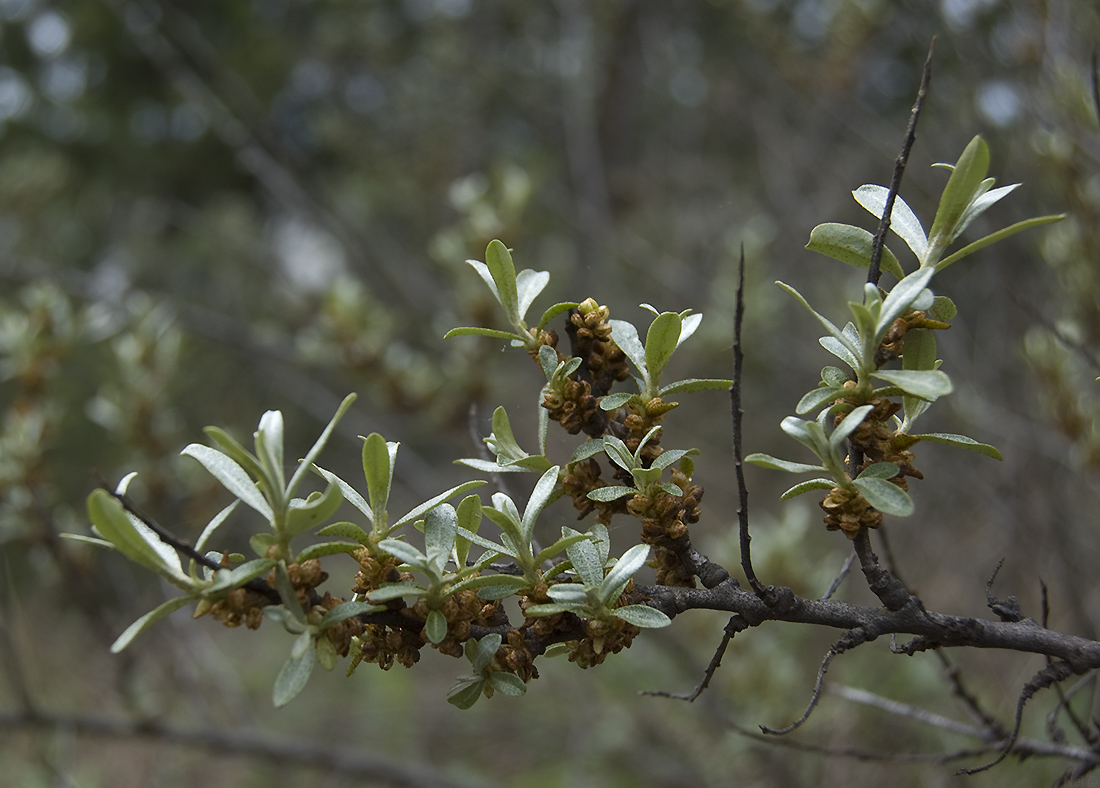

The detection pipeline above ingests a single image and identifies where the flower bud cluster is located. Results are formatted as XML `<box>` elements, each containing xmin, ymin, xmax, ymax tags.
<box><xmin>627</xmin><ymin>466</ymin><xmax>703</xmax><ymax>587</ymax></box>
<box><xmin>820</xmin><ymin>485</ymin><xmax>882</xmax><ymax>538</ymax></box>
<box><xmin>845</xmin><ymin>398</ymin><xmax>924</xmax><ymax>488</ymax></box>
<box><xmin>410</xmin><ymin>590</ymin><xmax>501</xmax><ymax>658</ymax></box>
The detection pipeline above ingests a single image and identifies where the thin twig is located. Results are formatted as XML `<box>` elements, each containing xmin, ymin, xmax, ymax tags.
<box><xmin>644</xmin><ymin>614</ymin><xmax>751</xmax><ymax>702</ymax></box>
<box><xmin>958</xmin><ymin>659</ymin><xmax>1077</xmax><ymax>775</ymax></box>
<box><xmin>101</xmin><ymin>484</ymin><xmax>280</xmax><ymax>603</ymax></box>
<box><xmin>868</xmin><ymin>37</ymin><xmax>935</xmax><ymax>286</ymax></box>
<box><xmin>732</xmin><ymin>245</ymin><xmax>765</xmax><ymax>596</ymax></box>
<box><xmin>820</xmin><ymin>553</ymin><xmax>856</xmax><ymax>600</ymax></box>
<box><xmin>761</xmin><ymin>628</ymin><xmax>870</xmax><ymax>735</ymax></box>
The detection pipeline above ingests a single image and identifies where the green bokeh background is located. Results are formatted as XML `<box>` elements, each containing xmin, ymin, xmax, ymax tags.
<box><xmin>2</xmin><ymin>1</ymin><xmax>1099</xmax><ymax>786</ymax></box>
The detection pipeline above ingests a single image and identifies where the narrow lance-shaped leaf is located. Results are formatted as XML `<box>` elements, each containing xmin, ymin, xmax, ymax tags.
<box><xmin>806</xmin><ymin>222</ymin><xmax>907</xmax><ymax>280</ymax></box>
<box><xmin>485</xmin><ymin>240</ymin><xmax>520</xmax><ymax>324</ymax></box>
<box><xmin>111</xmin><ymin>596</ymin><xmax>192</xmax><ymax>653</ymax></box>
<box><xmin>273</xmin><ymin>633</ymin><xmax>317</xmax><ymax>707</ymax></box>
<box><xmin>181</xmin><ymin>444</ymin><xmax>273</xmax><ymax>521</ymax></box>
<box><xmin>852</xmin><ymin>185</ymin><xmax>929</xmax><ymax>262</ymax></box>
<box><xmin>644</xmin><ymin>311</ymin><xmax>682</xmax><ymax>389</ymax></box>
<box><xmin>927</xmin><ymin>136</ymin><xmax>990</xmax><ymax>260</ymax></box>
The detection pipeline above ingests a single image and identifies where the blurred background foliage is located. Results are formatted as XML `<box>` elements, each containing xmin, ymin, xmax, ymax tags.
<box><xmin>1</xmin><ymin>0</ymin><xmax>1099</xmax><ymax>786</ymax></box>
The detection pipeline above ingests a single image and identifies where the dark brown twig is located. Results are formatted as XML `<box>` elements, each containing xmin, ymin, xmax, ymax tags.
<box><xmin>732</xmin><ymin>245</ymin><xmax>765</xmax><ymax>596</ymax></box>
<box><xmin>101</xmin><ymin>484</ymin><xmax>281</xmax><ymax>604</ymax></box>
<box><xmin>868</xmin><ymin>38</ymin><xmax>935</xmax><ymax>285</ymax></box>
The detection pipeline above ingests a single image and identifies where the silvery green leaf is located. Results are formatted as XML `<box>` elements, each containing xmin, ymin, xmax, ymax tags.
<box><xmin>425</xmin><ymin>609</ymin><xmax>449</xmax><ymax>644</ymax></box>
<box><xmin>569</xmin><ymin>439</ymin><xmax>606</xmax><ymax>464</ymax></box>
<box><xmin>875</xmin><ymin>267</ymin><xmax>936</xmax><ymax>342</ymax></box>
<box><xmin>563</xmin><ymin>526</ymin><xmax>603</xmax><ymax>586</ymax></box>
<box><xmin>658</xmin><ymin>378</ymin><xmax>734</xmax><ymax>396</ymax></box>
<box><xmin>378</xmin><ymin>538</ymin><xmax>427</xmax><ymax>568</ymax></box>
<box><xmin>424</xmin><ymin>504</ymin><xmax>457</xmax><ymax>574</ymax></box>
<box><xmin>255</xmin><ymin>410</ymin><xmax>286</xmax><ymax>492</ymax></box>
<box><xmin>652</xmin><ymin>448</ymin><xmax>698</xmax><ymax>471</ymax></box>
<box><xmin>546</xmin><ymin>584</ymin><xmax>589</xmax><ymax>603</ymax></box>
<box><xmin>608</xmin><ymin>319</ymin><xmax>648</xmax><ymax>380</ymax></box>
<box><xmin>830</xmin><ymin>404</ymin><xmax>874</xmax><ymax>453</ymax></box>
<box><xmin>86</xmin><ymin>490</ymin><xmax>187</xmax><ymax>583</ymax></box>
<box><xmin>316</xmin><ymin>520</ymin><xmax>371</xmax><ymax>545</ymax></box>
<box><xmin>805</xmin><ymin>222</ymin><xmax>906</xmax><ymax>280</ymax></box>
<box><xmin>285</xmin><ymin>481</ymin><xmax>344</xmax><ymax>537</ymax></box>
<box><xmin>115</xmin><ymin>472</ymin><xmax>139</xmax><ymax>495</ymax></box>
<box><xmin>484</xmin><ymin>240</ymin><xmax>520</xmax><ymax>323</ymax></box>
<box><xmin>515</xmin><ymin>268</ymin><xmax>550</xmax><ymax>322</ymax></box>
<box><xmin>599</xmin><ymin>392</ymin><xmax>634</xmax><ymax>410</ymax></box>
<box><xmin>456</xmin><ymin>525</ymin><xmax>511</xmax><ymax>556</ymax></box>
<box><xmin>520</xmin><ymin>465</ymin><xmax>560</xmax><ymax>544</ymax></box>
<box><xmin>293</xmin><ymin>541</ymin><xmax>361</xmax><ymax>562</ymax></box>
<box><xmin>444</xmin><ymin>326</ymin><xmax>522</xmax><ymax>341</ymax></box>
<box><xmin>852</xmin><ymin>185</ymin><xmax>929</xmax><ymax>262</ymax></box>
<box><xmin>538</xmin><ymin>344</ymin><xmax>558</xmax><ymax>380</ymax></box>
<box><xmin>208</xmin><ymin>557</ymin><xmax>276</xmax><ymax>591</ymax></box>
<box><xmin>928</xmin><ymin>136</ymin><xmax>990</xmax><ymax>253</ymax></box>
<box><xmin>312</xmin><ymin>465</ymin><xmax>373</xmax><ymax>523</ymax></box>
<box><xmin>203</xmin><ymin>426</ymin><xmax>265</xmax><ymax>482</ymax></box>
<box><xmin>599</xmin><ymin>544</ymin><xmax>649</xmax><ymax>605</ymax></box>
<box><xmin>745</xmin><ymin>453</ymin><xmax>827</xmax><ymax>474</ymax></box>
<box><xmin>777</xmin><ymin>281</ymin><xmax>863</xmax><ymax>359</ymax></box>
<box><xmin>523</xmin><ymin>602</ymin><xmax>584</xmax><ymax>617</ymax></box>
<box><xmin>780</xmin><ymin>416</ymin><xmax>822</xmax><ymax>455</ymax></box>
<box><xmin>319</xmin><ymin>600</ymin><xmax>384</xmax><ymax>628</ymax></box>
<box><xmin>797</xmin><ymin>386</ymin><xmax>846</xmax><ymax>414</ymax></box>
<box><xmin>586</xmin><ymin>486</ymin><xmax>636</xmax><ymax>502</ymax></box>
<box><xmin>901</xmin><ymin>432</ymin><xmax>1002</xmax><ymax>460</ymax></box>
<box><xmin>590</xmin><ymin>523</ymin><xmax>610</xmax><ymax>565</ymax></box>
<box><xmin>857</xmin><ymin>462</ymin><xmax>900</xmax><ymax>480</ymax></box>
<box><xmin>273</xmin><ymin>634</ymin><xmax>316</xmax><ymax>707</ymax></box>
<box><xmin>677</xmin><ymin>313</ymin><xmax>702</xmax><ymax>348</ymax></box>
<box><xmin>819</xmin><ymin>335</ymin><xmax>860</xmax><ymax>371</ymax></box>
<box><xmin>780</xmin><ymin>478</ymin><xmax>836</xmax><ymax>499</ymax></box>
<box><xmin>934</xmin><ymin>214</ymin><xmax>1065</xmax><ymax>271</ymax></box>
<box><xmin>870</xmin><ymin>369</ymin><xmax>952</xmax><ymax>401</ymax></box>
<box><xmin>367</xmin><ymin>582</ymin><xmax>429</xmax><ymax>602</ymax></box>
<box><xmin>602</xmin><ymin>435</ymin><xmax>635</xmax><ymax>472</ymax></box>
<box><xmin>455</xmin><ymin>458</ymin><xmax>530</xmax><ymax>474</ymax></box>
<box><xmin>534</xmin><ymin>532</ymin><xmax>596</xmax><ymax>567</ymax></box>
<box><xmin>852</xmin><ymin>477</ymin><xmax>914</xmax><ymax>516</ymax></box>
<box><xmin>487</xmin><ymin>672</ymin><xmax>527</xmax><ymax>696</ymax></box>
<box><xmin>181</xmin><ymin>444</ymin><xmax>273</xmax><ymax>521</ymax></box>
<box><xmin>110</xmin><ymin>596</ymin><xmax>192</xmax><ymax>653</ymax></box>
<box><xmin>361</xmin><ymin>433</ymin><xmax>397</xmax><ymax>524</ymax></box>
<box><xmin>536</xmin><ymin>301</ymin><xmax>580</xmax><ymax>332</ymax></box>
<box><xmin>954</xmin><ymin>182</ymin><xmax>1019</xmax><ymax>239</ymax></box>
<box><xmin>644</xmin><ymin>311</ymin><xmax>682</xmax><ymax>386</ymax></box>
<box><xmin>470</xmin><ymin>633</ymin><xmax>503</xmax><ymax>673</ymax></box>
<box><xmin>465</xmin><ymin>259</ymin><xmax>499</xmax><ymax>301</ymax></box>
<box><xmin>447</xmin><ymin>676</ymin><xmax>485</xmax><ymax>710</ymax></box>
<box><xmin>612</xmin><ymin>604</ymin><xmax>671</xmax><ymax>628</ymax></box>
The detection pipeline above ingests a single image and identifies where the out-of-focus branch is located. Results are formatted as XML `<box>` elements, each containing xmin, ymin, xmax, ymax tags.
<box><xmin>0</xmin><ymin>708</ymin><xmax>497</xmax><ymax>788</ymax></box>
